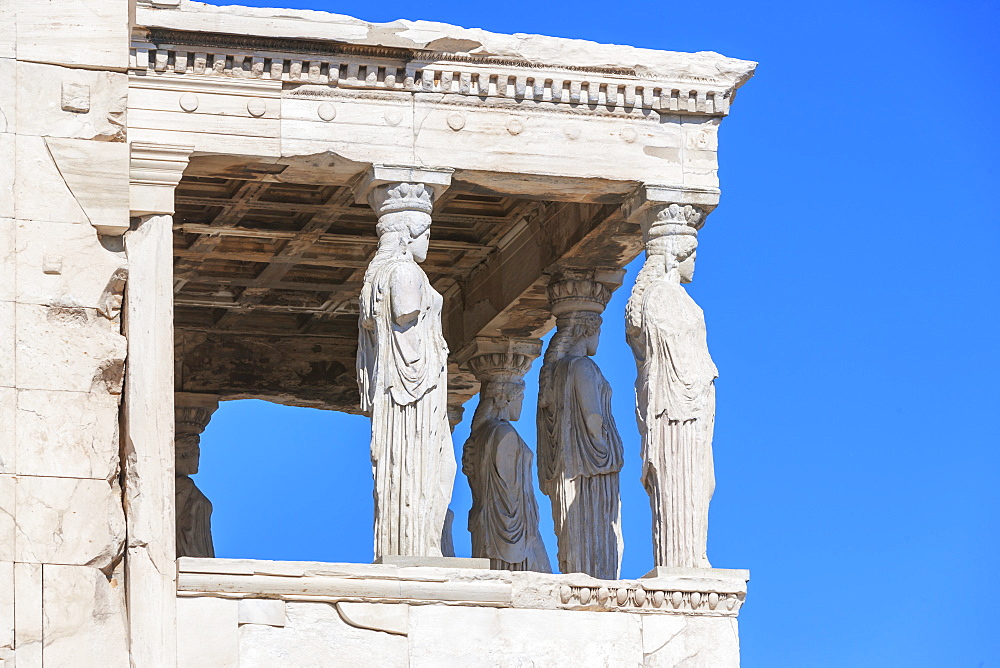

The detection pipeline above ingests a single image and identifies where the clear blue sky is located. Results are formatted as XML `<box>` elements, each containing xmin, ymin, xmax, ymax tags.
<box><xmin>195</xmin><ymin>1</ymin><xmax>1000</xmax><ymax>665</ymax></box>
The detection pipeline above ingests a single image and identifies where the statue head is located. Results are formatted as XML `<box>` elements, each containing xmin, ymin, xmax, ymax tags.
<box><xmin>375</xmin><ymin>211</ymin><xmax>432</xmax><ymax>263</ymax></box>
<box><xmin>553</xmin><ymin>311</ymin><xmax>603</xmax><ymax>358</ymax></box>
<box><xmin>371</xmin><ymin>182</ymin><xmax>435</xmax><ymax>263</ymax></box>
<box><xmin>481</xmin><ymin>380</ymin><xmax>526</xmax><ymax>422</ymax></box>
<box><xmin>643</xmin><ymin>203</ymin><xmax>702</xmax><ymax>283</ymax></box>
<box><xmin>175</xmin><ymin>434</ymin><xmax>201</xmax><ymax>476</ymax></box>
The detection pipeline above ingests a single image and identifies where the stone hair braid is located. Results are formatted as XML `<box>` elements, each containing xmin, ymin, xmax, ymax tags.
<box><xmin>538</xmin><ymin>312</ymin><xmax>602</xmax><ymax>407</ymax></box>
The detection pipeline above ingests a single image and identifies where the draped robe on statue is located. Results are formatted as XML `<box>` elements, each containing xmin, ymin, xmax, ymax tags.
<box><xmin>628</xmin><ymin>276</ymin><xmax>718</xmax><ymax>568</ymax></box>
<box><xmin>358</xmin><ymin>254</ymin><xmax>456</xmax><ymax>558</ymax></box>
<box><xmin>464</xmin><ymin>419</ymin><xmax>551</xmax><ymax>572</ymax></box>
<box><xmin>537</xmin><ymin>356</ymin><xmax>624</xmax><ymax>578</ymax></box>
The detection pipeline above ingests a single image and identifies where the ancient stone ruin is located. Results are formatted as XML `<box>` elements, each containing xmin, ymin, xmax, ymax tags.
<box><xmin>0</xmin><ymin>1</ymin><xmax>755</xmax><ymax>664</ymax></box>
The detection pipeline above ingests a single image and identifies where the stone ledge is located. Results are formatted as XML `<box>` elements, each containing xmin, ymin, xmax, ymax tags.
<box><xmin>177</xmin><ymin>557</ymin><xmax>748</xmax><ymax>617</ymax></box>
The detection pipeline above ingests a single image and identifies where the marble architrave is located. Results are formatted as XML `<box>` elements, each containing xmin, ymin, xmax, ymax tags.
<box><xmin>357</xmin><ymin>168</ymin><xmax>457</xmax><ymax>559</ymax></box>
<box><xmin>462</xmin><ymin>340</ymin><xmax>550</xmax><ymax>572</ymax></box>
<box><xmin>174</xmin><ymin>393</ymin><xmax>219</xmax><ymax>559</ymax></box>
<box><xmin>625</xmin><ymin>201</ymin><xmax>719</xmax><ymax>569</ymax></box>
<box><xmin>537</xmin><ymin>274</ymin><xmax>625</xmax><ymax>579</ymax></box>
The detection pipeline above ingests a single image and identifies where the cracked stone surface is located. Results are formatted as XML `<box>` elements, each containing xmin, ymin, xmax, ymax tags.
<box><xmin>642</xmin><ymin>615</ymin><xmax>740</xmax><ymax>667</ymax></box>
<box><xmin>13</xmin><ymin>476</ymin><xmax>125</xmax><ymax>569</ymax></box>
<box><xmin>239</xmin><ymin>602</ymin><xmax>407</xmax><ymax>668</ymax></box>
<box><xmin>42</xmin><ymin>564</ymin><xmax>129</xmax><ymax>667</ymax></box>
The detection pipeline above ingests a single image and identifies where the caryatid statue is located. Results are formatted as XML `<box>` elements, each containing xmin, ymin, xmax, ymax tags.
<box><xmin>625</xmin><ymin>201</ymin><xmax>718</xmax><ymax>568</ymax></box>
<box><xmin>462</xmin><ymin>342</ymin><xmax>551</xmax><ymax>572</ymax></box>
<box><xmin>174</xmin><ymin>393</ymin><xmax>219</xmax><ymax>558</ymax></box>
<box><xmin>357</xmin><ymin>168</ymin><xmax>457</xmax><ymax>559</ymax></box>
<box><xmin>537</xmin><ymin>274</ymin><xmax>625</xmax><ymax>579</ymax></box>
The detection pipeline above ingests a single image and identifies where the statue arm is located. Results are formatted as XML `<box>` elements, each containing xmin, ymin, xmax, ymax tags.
<box><xmin>572</xmin><ymin>359</ymin><xmax>608</xmax><ymax>442</ymax></box>
<box><xmin>495</xmin><ymin>428</ymin><xmax>522</xmax><ymax>483</ymax></box>
<box><xmin>388</xmin><ymin>264</ymin><xmax>424</xmax><ymax>327</ymax></box>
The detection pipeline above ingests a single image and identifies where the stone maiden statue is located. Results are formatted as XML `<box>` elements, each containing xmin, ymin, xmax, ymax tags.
<box><xmin>463</xmin><ymin>351</ymin><xmax>550</xmax><ymax>572</ymax></box>
<box><xmin>357</xmin><ymin>182</ymin><xmax>456</xmax><ymax>558</ymax></box>
<box><xmin>625</xmin><ymin>203</ymin><xmax>718</xmax><ymax>568</ymax></box>
<box><xmin>537</xmin><ymin>278</ymin><xmax>624</xmax><ymax>579</ymax></box>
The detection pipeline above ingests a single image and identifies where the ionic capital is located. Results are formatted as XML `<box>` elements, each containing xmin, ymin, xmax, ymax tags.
<box><xmin>355</xmin><ymin>164</ymin><xmax>454</xmax><ymax>215</ymax></box>
<box><xmin>129</xmin><ymin>142</ymin><xmax>194</xmax><ymax>217</ymax></box>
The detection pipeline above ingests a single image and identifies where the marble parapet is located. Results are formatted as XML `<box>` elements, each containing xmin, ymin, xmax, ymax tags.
<box><xmin>177</xmin><ymin>558</ymin><xmax>747</xmax><ymax>667</ymax></box>
<box><xmin>177</xmin><ymin>557</ymin><xmax>748</xmax><ymax>616</ymax></box>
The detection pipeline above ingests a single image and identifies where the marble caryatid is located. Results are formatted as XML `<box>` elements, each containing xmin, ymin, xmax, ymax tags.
<box><xmin>357</xmin><ymin>174</ymin><xmax>457</xmax><ymax>559</ymax></box>
<box><xmin>463</xmin><ymin>344</ymin><xmax>551</xmax><ymax>572</ymax></box>
<box><xmin>625</xmin><ymin>203</ymin><xmax>718</xmax><ymax>568</ymax></box>
<box><xmin>174</xmin><ymin>394</ymin><xmax>219</xmax><ymax>558</ymax></box>
<box><xmin>537</xmin><ymin>276</ymin><xmax>624</xmax><ymax>579</ymax></box>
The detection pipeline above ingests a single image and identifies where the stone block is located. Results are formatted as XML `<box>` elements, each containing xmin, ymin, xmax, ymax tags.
<box><xmin>14</xmin><ymin>476</ymin><xmax>124</xmax><ymax>568</ymax></box>
<box><xmin>0</xmin><ymin>476</ymin><xmax>12</xmax><ymax>560</ymax></box>
<box><xmin>0</xmin><ymin>392</ymin><xmax>12</xmax><ymax>474</ymax></box>
<box><xmin>15</xmin><ymin>63</ymin><xmax>127</xmax><ymax>141</ymax></box>
<box><xmin>42</xmin><ymin>564</ymin><xmax>129</xmax><ymax>667</ymax></box>
<box><xmin>0</xmin><ymin>135</ymin><xmax>12</xmax><ymax>218</ymax></box>
<box><xmin>128</xmin><ymin>76</ymin><xmax>281</xmax><ymax>159</ymax></box>
<box><xmin>15</xmin><ymin>219</ymin><xmax>127</xmax><ymax>310</ymax></box>
<box><xmin>238</xmin><ymin>599</ymin><xmax>286</xmax><ymax>627</ymax></box>
<box><xmin>177</xmin><ymin>597</ymin><xmax>239</xmax><ymax>668</ymax></box>
<box><xmin>14</xmin><ymin>135</ymin><xmax>129</xmax><ymax>233</ymax></box>
<box><xmin>374</xmin><ymin>555</ymin><xmax>489</xmax><ymax>569</ymax></box>
<box><xmin>238</xmin><ymin>602</ymin><xmax>407</xmax><ymax>668</ymax></box>
<box><xmin>683</xmin><ymin>148</ymin><xmax>720</xmax><ymax>187</ymax></box>
<box><xmin>15</xmin><ymin>0</ymin><xmax>130</xmax><ymax>70</ymax></box>
<box><xmin>0</xmin><ymin>302</ymin><xmax>12</xmax><ymax>388</ymax></box>
<box><xmin>408</xmin><ymin>606</ymin><xmax>643</xmax><ymax>667</ymax></box>
<box><xmin>13</xmin><ymin>134</ymin><xmax>88</xmax><ymax>224</ymax></box>
<box><xmin>14</xmin><ymin>302</ymin><xmax>126</xmax><ymax>394</ymax></box>
<box><xmin>13</xmin><ymin>562</ymin><xmax>41</xmax><ymax>666</ymax></box>
<box><xmin>0</xmin><ymin>60</ymin><xmax>14</xmax><ymax>134</ymax></box>
<box><xmin>335</xmin><ymin>602</ymin><xmax>407</xmax><ymax>635</ymax></box>
<box><xmin>682</xmin><ymin>118</ymin><xmax>720</xmax><ymax>149</ymax></box>
<box><xmin>0</xmin><ymin>218</ymin><xmax>13</xmax><ymax>302</ymax></box>
<box><xmin>642</xmin><ymin>615</ymin><xmax>740</xmax><ymax>667</ymax></box>
<box><xmin>15</xmin><ymin>389</ymin><xmax>121</xmax><ymax>480</ymax></box>
<box><xmin>281</xmin><ymin>92</ymin><xmax>414</xmax><ymax>166</ymax></box>
<box><xmin>0</xmin><ymin>561</ymin><xmax>12</xmax><ymax>661</ymax></box>
<box><xmin>0</xmin><ymin>4</ymin><xmax>13</xmax><ymax>59</ymax></box>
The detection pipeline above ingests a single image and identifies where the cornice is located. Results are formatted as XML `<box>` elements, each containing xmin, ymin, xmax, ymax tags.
<box><xmin>131</xmin><ymin>29</ymin><xmax>737</xmax><ymax>117</ymax></box>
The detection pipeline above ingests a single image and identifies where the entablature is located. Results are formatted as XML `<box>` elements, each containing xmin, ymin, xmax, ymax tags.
<box><xmin>131</xmin><ymin>27</ymin><xmax>740</xmax><ymax>118</ymax></box>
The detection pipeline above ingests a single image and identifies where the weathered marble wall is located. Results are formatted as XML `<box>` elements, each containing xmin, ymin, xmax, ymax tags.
<box><xmin>1</xmin><ymin>1</ymin><xmax>132</xmax><ymax>664</ymax></box>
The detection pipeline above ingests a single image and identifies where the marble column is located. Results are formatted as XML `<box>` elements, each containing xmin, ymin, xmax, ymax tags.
<box><xmin>174</xmin><ymin>393</ymin><xmax>219</xmax><ymax>559</ymax></box>
<box><xmin>623</xmin><ymin>190</ymin><xmax>719</xmax><ymax>568</ymax></box>
<box><xmin>355</xmin><ymin>165</ymin><xmax>457</xmax><ymax>559</ymax></box>
<box><xmin>461</xmin><ymin>338</ymin><xmax>550</xmax><ymax>572</ymax></box>
<box><xmin>537</xmin><ymin>272</ymin><xmax>625</xmax><ymax>579</ymax></box>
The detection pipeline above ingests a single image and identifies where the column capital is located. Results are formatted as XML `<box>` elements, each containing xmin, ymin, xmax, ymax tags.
<box><xmin>354</xmin><ymin>164</ymin><xmax>454</xmax><ymax>212</ymax></box>
<box><xmin>129</xmin><ymin>142</ymin><xmax>194</xmax><ymax>217</ymax></box>
<box><xmin>455</xmin><ymin>336</ymin><xmax>542</xmax><ymax>374</ymax></box>
<box><xmin>174</xmin><ymin>393</ymin><xmax>218</xmax><ymax>476</ymax></box>
<box><xmin>621</xmin><ymin>184</ymin><xmax>720</xmax><ymax>228</ymax></box>
<box><xmin>546</xmin><ymin>269</ymin><xmax>624</xmax><ymax>317</ymax></box>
